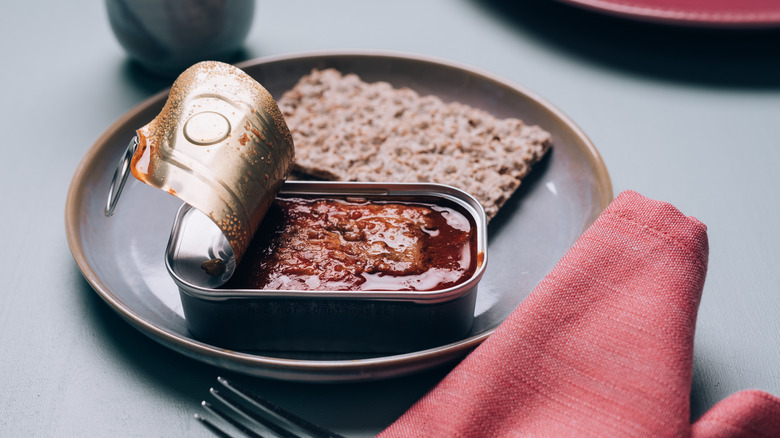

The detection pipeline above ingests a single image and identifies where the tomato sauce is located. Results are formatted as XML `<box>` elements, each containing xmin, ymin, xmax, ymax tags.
<box><xmin>221</xmin><ymin>197</ymin><xmax>477</xmax><ymax>291</ymax></box>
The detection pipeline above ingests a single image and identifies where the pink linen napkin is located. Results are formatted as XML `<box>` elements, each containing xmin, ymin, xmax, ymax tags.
<box><xmin>380</xmin><ymin>190</ymin><xmax>780</xmax><ymax>437</ymax></box>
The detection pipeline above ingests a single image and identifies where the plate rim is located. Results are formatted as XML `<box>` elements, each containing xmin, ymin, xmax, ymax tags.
<box><xmin>65</xmin><ymin>49</ymin><xmax>613</xmax><ymax>382</ymax></box>
<box><xmin>558</xmin><ymin>0</ymin><xmax>780</xmax><ymax>28</ymax></box>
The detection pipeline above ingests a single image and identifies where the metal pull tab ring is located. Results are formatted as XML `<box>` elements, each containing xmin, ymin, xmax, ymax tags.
<box><xmin>105</xmin><ymin>136</ymin><xmax>139</xmax><ymax>217</ymax></box>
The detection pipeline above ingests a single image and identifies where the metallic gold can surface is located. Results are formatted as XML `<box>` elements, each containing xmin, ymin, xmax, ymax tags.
<box><xmin>131</xmin><ymin>61</ymin><xmax>294</xmax><ymax>264</ymax></box>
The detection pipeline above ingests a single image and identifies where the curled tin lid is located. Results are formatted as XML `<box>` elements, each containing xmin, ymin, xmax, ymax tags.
<box><xmin>106</xmin><ymin>61</ymin><xmax>295</xmax><ymax>271</ymax></box>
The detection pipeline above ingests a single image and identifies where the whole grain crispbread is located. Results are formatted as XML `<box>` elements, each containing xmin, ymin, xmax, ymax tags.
<box><xmin>278</xmin><ymin>68</ymin><xmax>552</xmax><ymax>220</ymax></box>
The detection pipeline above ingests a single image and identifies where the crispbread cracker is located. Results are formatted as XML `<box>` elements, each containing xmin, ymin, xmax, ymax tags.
<box><xmin>278</xmin><ymin>68</ymin><xmax>552</xmax><ymax>219</ymax></box>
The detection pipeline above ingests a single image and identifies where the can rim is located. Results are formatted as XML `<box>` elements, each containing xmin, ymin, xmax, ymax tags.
<box><xmin>166</xmin><ymin>181</ymin><xmax>489</xmax><ymax>304</ymax></box>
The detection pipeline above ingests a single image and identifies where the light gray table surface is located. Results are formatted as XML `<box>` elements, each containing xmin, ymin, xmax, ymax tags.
<box><xmin>1</xmin><ymin>0</ymin><xmax>779</xmax><ymax>436</ymax></box>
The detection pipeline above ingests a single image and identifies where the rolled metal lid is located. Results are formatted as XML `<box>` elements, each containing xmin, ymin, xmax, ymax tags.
<box><xmin>107</xmin><ymin>61</ymin><xmax>295</xmax><ymax>271</ymax></box>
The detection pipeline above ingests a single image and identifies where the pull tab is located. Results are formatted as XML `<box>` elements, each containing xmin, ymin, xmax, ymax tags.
<box><xmin>105</xmin><ymin>136</ymin><xmax>138</xmax><ymax>217</ymax></box>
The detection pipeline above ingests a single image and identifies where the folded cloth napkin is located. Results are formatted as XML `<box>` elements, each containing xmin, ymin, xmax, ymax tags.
<box><xmin>380</xmin><ymin>190</ymin><xmax>780</xmax><ymax>437</ymax></box>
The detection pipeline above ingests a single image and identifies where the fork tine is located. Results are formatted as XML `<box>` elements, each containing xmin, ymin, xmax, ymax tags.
<box><xmin>217</xmin><ymin>377</ymin><xmax>345</xmax><ymax>438</ymax></box>
<box><xmin>201</xmin><ymin>401</ymin><xmax>266</xmax><ymax>438</ymax></box>
<box><xmin>210</xmin><ymin>388</ymin><xmax>297</xmax><ymax>438</ymax></box>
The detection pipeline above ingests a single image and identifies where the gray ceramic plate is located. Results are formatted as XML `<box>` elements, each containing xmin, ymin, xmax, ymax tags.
<box><xmin>66</xmin><ymin>51</ymin><xmax>612</xmax><ymax>382</ymax></box>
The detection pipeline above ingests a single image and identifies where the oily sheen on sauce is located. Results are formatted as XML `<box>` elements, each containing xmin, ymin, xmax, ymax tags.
<box><xmin>221</xmin><ymin>197</ymin><xmax>477</xmax><ymax>292</ymax></box>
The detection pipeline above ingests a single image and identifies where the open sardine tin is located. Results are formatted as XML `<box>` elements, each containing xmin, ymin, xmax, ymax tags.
<box><xmin>166</xmin><ymin>181</ymin><xmax>489</xmax><ymax>353</ymax></box>
<box><xmin>114</xmin><ymin>61</ymin><xmax>488</xmax><ymax>353</ymax></box>
<box><xmin>130</xmin><ymin>61</ymin><xmax>294</xmax><ymax>273</ymax></box>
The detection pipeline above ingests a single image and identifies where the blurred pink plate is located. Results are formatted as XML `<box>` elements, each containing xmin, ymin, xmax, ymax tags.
<box><xmin>559</xmin><ymin>0</ymin><xmax>780</xmax><ymax>27</ymax></box>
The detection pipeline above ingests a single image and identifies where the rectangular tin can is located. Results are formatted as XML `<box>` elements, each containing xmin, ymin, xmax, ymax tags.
<box><xmin>166</xmin><ymin>181</ymin><xmax>488</xmax><ymax>353</ymax></box>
